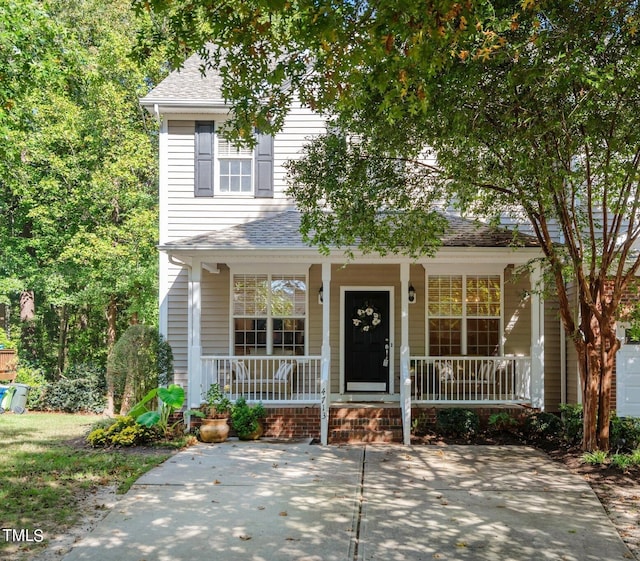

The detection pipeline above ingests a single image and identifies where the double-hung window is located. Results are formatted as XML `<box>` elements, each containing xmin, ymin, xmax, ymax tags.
<box><xmin>232</xmin><ymin>274</ymin><xmax>306</xmax><ymax>356</ymax></box>
<box><xmin>194</xmin><ymin>121</ymin><xmax>273</xmax><ymax>198</ymax></box>
<box><xmin>218</xmin><ymin>138</ymin><xmax>253</xmax><ymax>194</ymax></box>
<box><xmin>427</xmin><ymin>274</ymin><xmax>501</xmax><ymax>356</ymax></box>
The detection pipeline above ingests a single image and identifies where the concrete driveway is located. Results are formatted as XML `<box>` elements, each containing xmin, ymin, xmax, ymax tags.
<box><xmin>60</xmin><ymin>442</ymin><xmax>633</xmax><ymax>561</ymax></box>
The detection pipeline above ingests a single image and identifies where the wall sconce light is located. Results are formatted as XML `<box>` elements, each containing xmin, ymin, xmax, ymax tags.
<box><xmin>318</xmin><ymin>284</ymin><xmax>324</xmax><ymax>305</ymax></box>
<box><xmin>408</xmin><ymin>284</ymin><xmax>416</xmax><ymax>304</ymax></box>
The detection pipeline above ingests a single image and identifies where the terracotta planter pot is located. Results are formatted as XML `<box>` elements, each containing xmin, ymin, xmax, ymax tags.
<box><xmin>200</xmin><ymin>417</ymin><xmax>230</xmax><ymax>443</ymax></box>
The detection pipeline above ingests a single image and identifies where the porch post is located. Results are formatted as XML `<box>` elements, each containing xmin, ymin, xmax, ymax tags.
<box><xmin>320</xmin><ymin>262</ymin><xmax>332</xmax><ymax>445</ymax></box>
<box><xmin>400</xmin><ymin>262</ymin><xmax>411</xmax><ymax>445</ymax></box>
<box><xmin>530</xmin><ymin>264</ymin><xmax>545</xmax><ymax>409</ymax></box>
<box><xmin>188</xmin><ymin>260</ymin><xmax>203</xmax><ymax>409</ymax></box>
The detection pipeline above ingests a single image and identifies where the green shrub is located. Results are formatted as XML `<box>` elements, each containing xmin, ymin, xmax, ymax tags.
<box><xmin>37</xmin><ymin>373</ymin><xmax>106</xmax><ymax>414</ymax></box>
<box><xmin>435</xmin><ymin>408</ymin><xmax>480</xmax><ymax>438</ymax></box>
<box><xmin>523</xmin><ymin>411</ymin><xmax>563</xmax><ymax>441</ymax></box>
<box><xmin>610</xmin><ymin>453</ymin><xmax>634</xmax><ymax>472</ymax></box>
<box><xmin>231</xmin><ymin>396</ymin><xmax>266</xmax><ymax>439</ymax></box>
<box><xmin>610</xmin><ymin>414</ymin><xmax>640</xmax><ymax>453</ymax></box>
<box><xmin>15</xmin><ymin>366</ymin><xmax>47</xmax><ymax>409</ymax></box>
<box><xmin>0</xmin><ymin>328</ymin><xmax>16</xmax><ymax>349</ymax></box>
<box><xmin>582</xmin><ymin>450</ymin><xmax>608</xmax><ymax>465</ymax></box>
<box><xmin>487</xmin><ymin>412</ymin><xmax>518</xmax><ymax>432</ymax></box>
<box><xmin>411</xmin><ymin>412</ymin><xmax>433</xmax><ymax>436</ymax></box>
<box><xmin>559</xmin><ymin>403</ymin><xmax>583</xmax><ymax>445</ymax></box>
<box><xmin>106</xmin><ymin>325</ymin><xmax>173</xmax><ymax>415</ymax></box>
<box><xmin>86</xmin><ymin>416</ymin><xmax>159</xmax><ymax>447</ymax></box>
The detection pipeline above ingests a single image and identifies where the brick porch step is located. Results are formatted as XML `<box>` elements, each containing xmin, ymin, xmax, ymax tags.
<box><xmin>329</xmin><ymin>405</ymin><xmax>404</xmax><ymax>444</ymax></box>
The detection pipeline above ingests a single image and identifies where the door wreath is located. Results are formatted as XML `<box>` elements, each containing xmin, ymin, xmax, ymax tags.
<box><xmin>352</xmin><ymin>302</ymin><xmax>382</xmax><ymax>332</ymax></box>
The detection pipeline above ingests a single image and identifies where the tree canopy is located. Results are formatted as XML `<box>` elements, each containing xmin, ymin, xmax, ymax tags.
<box><xmin>0</xmin><ymin>0</ymin><xmax>166</xmax><ymax>375</ymax></box>
<box><xmin>137</xmin><ymin>0</ymin><xmax>640</xmax><ymax>450</ymax></box>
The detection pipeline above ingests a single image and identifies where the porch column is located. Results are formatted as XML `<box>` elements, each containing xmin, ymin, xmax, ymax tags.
<box><xmin>530</xmin><ymin>264</ymin><xmax>545</xmax><ymax>409</ymax></box>
<box><xmin>400</xmin><ymin>262</ymin><xmax>411</xmax><ymax>445</ymax></box>
<box><xmin>320</xmin><ymin>262</ymin><xmax>332</xmax><ymax>445</ymax></box>
<box><xmin>188</xmin><ymin>260</ymin><xmax>203</xmax><ymax>409</ymax></box>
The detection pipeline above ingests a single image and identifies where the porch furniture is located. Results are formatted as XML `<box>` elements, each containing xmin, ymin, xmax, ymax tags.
<box><xmin>412</xmin><ymin>357</ymin><xmax>522</xmax><ymax>401</ymax></box>
<box><xmin>0</xmin><ymin>349</ymin><xmax>17</xmax><ymax>383</ymax></box>
<box><xmin>218</xmin><ymin>358</ymin><xmax>294</xmax><ymax>399</ymax></box>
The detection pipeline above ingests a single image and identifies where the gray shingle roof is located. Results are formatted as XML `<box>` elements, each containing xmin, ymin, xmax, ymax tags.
<box><xmin>141</xmin><ymin>51</ymin><xmax>225</xmax><ymax>104</ymax></box>
<box><xmin>161</xmin><ymin>210</ymin><xmax>540</xmax><ymax>251</ymax></box>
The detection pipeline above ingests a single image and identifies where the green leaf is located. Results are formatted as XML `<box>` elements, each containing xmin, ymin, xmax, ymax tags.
<box><xmin>158</xmin><ymin>384</ymin><xmax>184</xmax><ymax>410</ymax></box>
<box><xmin>136</xmin><ymin>411</ymin><xmax>160</xmax><ymax>427</ymax></box>
<box><xmin>127</xmin><ymin>387</ymin><xmax>159</xmax><ymax>418</ymax></box>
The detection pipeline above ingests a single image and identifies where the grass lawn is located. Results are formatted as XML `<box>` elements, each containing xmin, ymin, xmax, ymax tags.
<box><xmin>0</xmin><ymin>412</ymin><xmax>175</xmax><ymax>559</ymax></box>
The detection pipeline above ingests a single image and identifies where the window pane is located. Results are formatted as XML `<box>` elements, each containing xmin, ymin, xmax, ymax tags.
<box><xmin>467</xmin><ymin>318</ymin><xmax>500</xmax><ymax>356</ymax></box>
<box><xmin>271</xmin><ymin>276</ymin><xmax>307</xmax><ymax>316</ymax></box>
<box><xmin>273</xmin><ymin>318</ymin><xmax>305</xmax><ymax>355</ymax></box>
<box><xmin>219</xmin><ymin>158</ymin><xmax>252</xmax><ymax>193</ymax></box>
<box><xmin>467</xmin><ymin>275</ymin><xmax>500</xmax><ymax>317</ymax></box>
<box><xmin>218</xmin><ymin>138</ymin><xmax>252</xmax><ymax>157</ymax></box>
<box><xmin>234</xmin><ymin>318</ymin><xmax>267</xmax><ymax>355</ymax></box>
<box><xmin>428</xmin><ymin>276</ymin><xmax>463</xmax><ymax>316</ymax></box>
<box><xmin>233</xmin><ymin>275</ymin><xmax>268</xmax><ymax>316</ymax></box>
<box><xmin>428</xmin><ymin>318</ymin><xmax>461</xmax><ymax>356</ymax></box>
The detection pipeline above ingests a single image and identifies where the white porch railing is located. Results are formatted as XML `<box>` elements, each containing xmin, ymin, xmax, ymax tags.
<box><xmin>409</xmin><ymin>356</ymin><xmax>532</xmax><ymax>403</ymax></box>
<box><xmin>201</xmin><ymin>355</ymin><xmax>322</xmax><ymax>404</ymax></box>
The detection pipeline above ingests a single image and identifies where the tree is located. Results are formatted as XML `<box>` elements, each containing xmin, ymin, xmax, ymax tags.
<box><xmin>0</xmin><ymin>0</ymin><xmax>165</xmax><ymax>375</ymax></box>
<box><xmin>136</xmin><ymin>0</ymin><xmax>640</xmax><ymax>451</ymax></box>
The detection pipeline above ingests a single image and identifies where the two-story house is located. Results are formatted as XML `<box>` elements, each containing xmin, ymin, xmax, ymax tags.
<box><xmin>141</xmin><ymin>51</ymin><xmax>586</xmax><ymax>444</ymax></box>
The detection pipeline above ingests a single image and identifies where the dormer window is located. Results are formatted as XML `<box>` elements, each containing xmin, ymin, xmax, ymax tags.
<box><xmin>194</xmin><ymin>120</ymin><xmax>273</xmax><ymax>198</ymax></box>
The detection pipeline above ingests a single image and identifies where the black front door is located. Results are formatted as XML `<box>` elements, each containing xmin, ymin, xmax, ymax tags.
<box><xmin>344</xmin><ymin>290</ymin><xmax>390</xmax><ymax>392</ymax></box>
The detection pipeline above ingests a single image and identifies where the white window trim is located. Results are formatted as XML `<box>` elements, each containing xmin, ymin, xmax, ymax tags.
<box><xmin>425</xmin><ymin>271</ymin><xmax>504</xmax><ymax>356</ymax></box>
<box><xmin>215</xmin><ymin>134</ymin><xmax>254</xmax><ymax>197</ymax></box>
<box><xmin>229</xmin><ymin>271</ymin><xmax>309</xmax><ymax>356</ymax></box>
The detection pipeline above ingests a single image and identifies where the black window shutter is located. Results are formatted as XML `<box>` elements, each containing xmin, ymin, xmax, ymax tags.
<box><xmin>194</xmin><ymin>121</ymin><xmax>214</xmax><ymax>197</ymax></box>
<box><xmin>254</xmin><ymin>132</ymin><xmax>274</xmax><ymax>198</ymax></box>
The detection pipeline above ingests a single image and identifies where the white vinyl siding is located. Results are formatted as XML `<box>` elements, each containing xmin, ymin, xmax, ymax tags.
<box><xmin>162</xmin><ymin>106</ymin><xmax>327</xmax><ymax>243</ymax></box>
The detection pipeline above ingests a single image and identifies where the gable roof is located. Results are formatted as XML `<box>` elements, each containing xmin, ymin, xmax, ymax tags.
<box><xmin>140</xmin><ymin>51</ymin><xmax>226</xmax><ymax>110</ymax></box>
<box><xmin>160</xmin><ymin>210</ymin><xmax>540</xmax><ymax>252</ymax></box>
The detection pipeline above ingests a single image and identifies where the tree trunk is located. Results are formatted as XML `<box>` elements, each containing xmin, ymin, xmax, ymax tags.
<box><xmin>582</xmin><ymin>342</ymin><xmax>601</xmax><ymax>451</ymax></box>
<box><xmin>19</xmin><ymin>290</ymin><xmax>37</xmax><ymax>362</ymax></box>
<box><xmin>105</xmin><ymin>295</ymin><xmax>118</xmax><ymax>416</ymax></box>
<box><xmin>56</xmin><ymin>305</ymin><xmax>69</xmax><ymax>379</ymax></box>
<box><xmin>106</xmin><ymin>295</ymin><xmax>117</xmax><ymax>352</ymax></box>
<box><xmin>596</xmin><ymin>315</ymin><xmax>620</xmax><ymax>451</ymax></box>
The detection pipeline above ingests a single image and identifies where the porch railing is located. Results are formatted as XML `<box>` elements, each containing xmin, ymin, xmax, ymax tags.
<box><xmin>409</xmin><ymin>356</ymin><xmax>531</xmax><ymax>403</ymax></box>
<box><xmin>201</xmin><ymin>355</ymin><xmax>322</xmax><ymax>404</ymax></box>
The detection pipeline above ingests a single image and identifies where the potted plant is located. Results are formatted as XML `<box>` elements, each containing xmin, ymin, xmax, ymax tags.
<box><xmin>199</xmin><ymin>383</ymin><xmax>232</xmax><ymax>443</ymax></box>
<box><xmin>231</xmin><ymin>396</ymin><xmax>266</xmax><ymax>440</ymax></box>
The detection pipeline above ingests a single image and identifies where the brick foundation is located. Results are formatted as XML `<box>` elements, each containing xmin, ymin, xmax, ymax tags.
<box><xmin>262</xmin><ymin>406</ymin><xmax>321</xmax><ymax>440</ymax></box>
<box><xmin>188</xmin><ymin>404</ymin><xmax>532</xmax><ymax>443</ymax></box>
<box><xmin>411</xmin><ymin>404</ymin><xmax>531</xmax><ymax>429</ymax></box>
<box><xmin>190</xmin><ymin>406</ymin><xmax>320</xmax><ymax>440</ymax></box>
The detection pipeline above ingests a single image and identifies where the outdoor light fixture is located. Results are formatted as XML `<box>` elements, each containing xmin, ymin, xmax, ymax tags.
<box><xmin>318</xmin><ymin>284</ymin><xmax>324</xmax><ymax>304</ymax></box>
<box><xmin>408</xmin><ymin>284</ymin><xmax>416</xmax><ymax>304</ymax></box>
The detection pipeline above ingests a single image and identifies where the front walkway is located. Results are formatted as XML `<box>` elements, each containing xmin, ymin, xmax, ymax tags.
<box><xmin>60</xmin><ymin>443</ymin><xmax>632</xmax><ymax>561</ymax></box>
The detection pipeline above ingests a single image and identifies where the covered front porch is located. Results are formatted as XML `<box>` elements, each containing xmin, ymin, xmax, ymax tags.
<box><xmin>163</xmin><ymin>211</ymin><xmax>547</xmax><ymax>444</ymax></box>
<box><xmin>185</xmin><ymin>257</ymin><xmax>545</xmax><ymax>445</ymax></box>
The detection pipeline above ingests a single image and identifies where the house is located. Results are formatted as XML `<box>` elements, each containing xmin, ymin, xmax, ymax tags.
<box><xmin>140</xmin><ymin>52</ymin><xmax>584</xmax><ymax>444</ymax></box>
